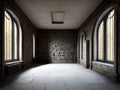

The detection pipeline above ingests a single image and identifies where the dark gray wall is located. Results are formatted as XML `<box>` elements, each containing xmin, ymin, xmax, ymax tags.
<box><xmin>36</xmin><ymin>30</ymin><xmax>77</xmax><ymax>63</ymax></box>
<box><xmin>0</xmin><ymin>0</ymin><xmax>3</xmax><ymax>78</ymax></box>
<box><xmin>77</xmin><ymin>0</ymin><xmax>120</xmax><ymax>81</ymax></box>
<box><xmin>117</xmin><ymin>2</ymin><xmax>120</xmax><ymax>81</ymax></box>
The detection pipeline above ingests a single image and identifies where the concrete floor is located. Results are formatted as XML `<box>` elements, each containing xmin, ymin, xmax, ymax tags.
<box><xmin>0</xmin><ymin>64</ymin><xmax>120</xmax><ymax>90</ymax></box>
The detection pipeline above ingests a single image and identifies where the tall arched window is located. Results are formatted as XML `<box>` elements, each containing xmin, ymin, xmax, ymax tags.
<box><xmin>97</xmin><ymin>9</ymin><xmax>115</xmax><ymax>63</ymax></box>
<box><xmin>81</xmin><ymin>35</ymin><xmax>84</xmax><ymax>59</ymax></box>
<box><xmin>80</xmin><ymin>33</ymin><xmax>86</xmax><ymax>59</ymax></box>
<box><xmin>4</xmin><ymin>10</ymin><xmax>22</xmax><ymax>62</ymax></box>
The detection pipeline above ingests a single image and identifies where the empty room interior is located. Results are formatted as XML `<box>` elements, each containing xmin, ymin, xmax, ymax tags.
<box><xmin>0</xmin><ymin>0</ymin><xmax>120</xmax><ymax>90</ymax></box>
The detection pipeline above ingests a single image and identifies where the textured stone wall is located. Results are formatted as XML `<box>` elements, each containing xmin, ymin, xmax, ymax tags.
<box><xmin>92</xmin><ymin>61</ymin><xmax>115</xmax><ymax>80</ymax></box>
<box><xmin>37</xmin><ymin>30</ymin><xmax>77</xmax><ymax>63</ymax></box>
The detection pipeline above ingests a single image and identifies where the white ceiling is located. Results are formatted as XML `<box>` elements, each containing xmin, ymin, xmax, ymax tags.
<box><xmin>15</xmin><ymin>0</ymin><xmax>103</xmax><ymax>29</ymax></box>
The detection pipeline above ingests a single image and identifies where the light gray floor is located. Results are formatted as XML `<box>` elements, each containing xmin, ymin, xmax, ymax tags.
<box><xmin>0</xmin><ymin>64</ymin><xmax>120</xmax><ymax>90</ymax></box>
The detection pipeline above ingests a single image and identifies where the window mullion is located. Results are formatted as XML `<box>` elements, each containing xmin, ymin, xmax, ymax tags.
<box><xmin>12</xmin><ymin>18</ymin><xmax>14</xmax><ymax>60</ymax></box>
<box><xmin>104</xmin><ymin>17</ymin><xmax>107</xmax><ymax>63</ymax></box>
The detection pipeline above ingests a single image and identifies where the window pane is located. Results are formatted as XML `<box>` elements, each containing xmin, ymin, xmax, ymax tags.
<box><xmin>14</xmin><ymin>22</ymin><xmax>18</xmax><ymax>59</ymax></box>
<box><xmin>98</xmin><ymin>21</ymin><xmax>104</xmax><ymax>60</ymax></box>
<box><xmin>106</xmin><ymin>10</ymin><xmax>114</xmax><ymax>61</ymax></box>
<box><xmin>19</xmin><ymin>28</ymin><xmax>22</xmax><ymax>60</ymax></box>
<box><xmin>4</xmin><ymin>11</ymin><xmax>12</xmax><ymax>60</ymax></box>
<box><xmin>33</xmin><ymin>34</ymin><xmax>35</xmax><ymax>59</ymax></box>
<box><xmin>81</xmin><ymin>35</ymin><xmax>84</xmax><ymax>59</ymax></box>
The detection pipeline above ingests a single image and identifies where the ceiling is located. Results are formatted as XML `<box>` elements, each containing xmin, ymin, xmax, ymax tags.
<box><xmin>15</xmin><ymin>0</ymin><xmax>103</xmax><ymax>29</ymax></box>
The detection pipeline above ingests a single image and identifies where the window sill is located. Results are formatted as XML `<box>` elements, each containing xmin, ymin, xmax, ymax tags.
<box><xmin>92</xmin><ymin>61</ymin><xmax>114</xmax><ymax>67</ymax></box>
<box><xmin>5</xmin><ymin>60</ymin><xmax>23</xmax><ymax>66</ymax></box>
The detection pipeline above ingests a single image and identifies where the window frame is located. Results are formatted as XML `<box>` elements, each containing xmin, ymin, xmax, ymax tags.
<box><xmin>80</xmin><ymin>32</ymin><xmax>86</xmax><ymax>60</ymax></box>
<box><xmin>4</xmin><ymin>10</ymin><xmax>20</xmax><ymax>63</ymax></box>
<box><xmin>97</xmin><ymin>9</ymin><xmax>115</xmax><ymax>64</ymax></box>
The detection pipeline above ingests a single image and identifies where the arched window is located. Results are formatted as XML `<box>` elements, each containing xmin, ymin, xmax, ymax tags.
<box><xmin>4</xmin><ymin>10</ymin><xmax>22</xmax><ymax>62</ymax></box>
<box><xmin>81</xmin><ymin>35</ymin><xmax>84</xmax><ymax>59</ymax></box>
<box><xmin>97</xmin><ymin>9</ymin><xmax>115</xmax><ymax>63</ymax></box>
<box><xmin>80</xmin><ymin>33</ymin><xmax>86</xmax><ymax>59</ymax></box>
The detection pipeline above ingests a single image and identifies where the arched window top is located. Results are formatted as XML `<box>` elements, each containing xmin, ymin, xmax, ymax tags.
<box><xmin>107</xmin><ymin>9</ymin><xmax>114</xmax><ymax>19</ymax></box>
<box><xmin>80</xmin><ymin>32</ymin><xmax>86</xmax><ymax>40</ymax></box>
<box><xmin>95</xmin><ymin>7</ymin><xmax>114</xmax><ymax>30</ymax></box>
<box><xmin>5</xmin><ymin>9</ymin><xmax>22</xmax><ymax>30</ymax></box>
<box><xmin>5</xmin><ymin>10</ymin><xmax>11</xmax><ymax>20</ymax></box>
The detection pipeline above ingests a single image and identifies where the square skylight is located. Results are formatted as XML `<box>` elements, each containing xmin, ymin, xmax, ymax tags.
<box><xmin>51</xmin><ymin>11</ymin><xmax>65</xmax><ymax>24</ymax></box>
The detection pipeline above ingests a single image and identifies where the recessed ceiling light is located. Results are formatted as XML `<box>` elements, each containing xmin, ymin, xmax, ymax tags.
<box><xmin>51</xmin><ymin>11</ymin><xmax>65</xmax><ymax>24</ymax></box>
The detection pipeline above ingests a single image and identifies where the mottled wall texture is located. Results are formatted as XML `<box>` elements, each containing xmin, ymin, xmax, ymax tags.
<box><xmin>36</xmin><ymin>30</ymin><xmax>77</xmax><ymax>63</ymax></box>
